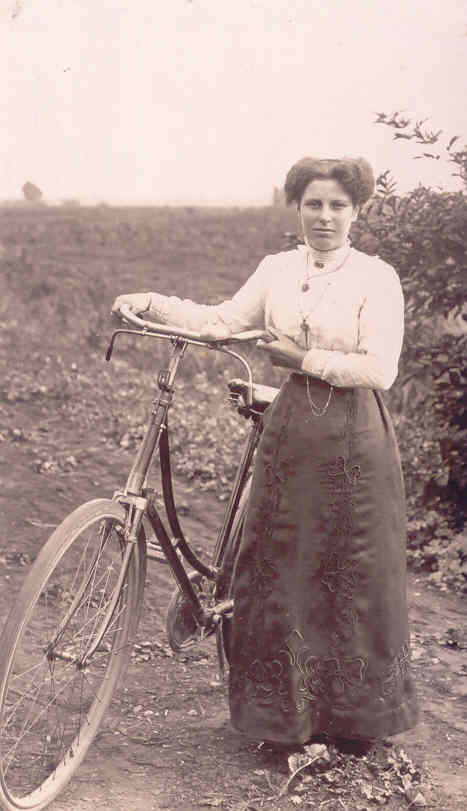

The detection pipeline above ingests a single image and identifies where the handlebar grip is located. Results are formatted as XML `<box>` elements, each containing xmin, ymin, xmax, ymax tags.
<box><xmin>118</xmin><ymin>304</ymin><xmax>199</xmax><ymax>337</ymax></box>
<box><xmin>116</xmin><ymin>304</ymin><xmax>136</xmax><ymax>324</ymax></box>
<box><xmin>117</xmin><ymin>304</ymin><xmax>268</xmax><ymax>344</ymax></box>
<box><xmin>118</xmin><ymin>304</ymin><xmax>157</xmax><ymax>329</ymax></box>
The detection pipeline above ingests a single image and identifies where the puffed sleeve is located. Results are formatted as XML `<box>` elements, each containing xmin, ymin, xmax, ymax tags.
<box><xmin>301</xmin><ymin>263</ymin><xmax>404</xmax><ymax>390</ymax></box>
<box><xmin>146</xmin><ymin>257</ymin><xmax>271</xmax><ymax>333</ymax></box>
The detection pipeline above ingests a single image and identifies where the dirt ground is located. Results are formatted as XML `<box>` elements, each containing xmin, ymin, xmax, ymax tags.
<box><xmin>0</xmin><ymin>398</ymin><xmax>466</xmax><ymax>811</ymax></box>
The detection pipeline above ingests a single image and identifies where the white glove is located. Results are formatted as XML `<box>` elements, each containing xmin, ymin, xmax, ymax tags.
<box><xmin>111</xmin><ymin>293</ymin><xmax>151</xmax><ymax>316</ymax></box>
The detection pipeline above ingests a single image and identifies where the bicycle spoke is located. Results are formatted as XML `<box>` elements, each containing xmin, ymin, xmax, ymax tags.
<box><xmin>0</xmin><ymin>501</ymin><xmax>144</xmax><ymax>806</ymax></box>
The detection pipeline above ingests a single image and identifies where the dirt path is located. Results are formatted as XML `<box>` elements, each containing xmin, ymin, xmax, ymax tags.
<box><xmin>0</xmin><ymin>404</ymin><xmax>466</xmax><ymax>810</ymax></box>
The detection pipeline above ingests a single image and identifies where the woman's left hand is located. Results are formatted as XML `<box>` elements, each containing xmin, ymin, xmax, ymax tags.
<box><xmin>256</xmin><ymin>328</ymin><xmax>306</xmax><ymax>370</ymax></box>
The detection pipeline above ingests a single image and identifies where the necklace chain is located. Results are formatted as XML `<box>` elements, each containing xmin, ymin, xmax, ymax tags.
<box><xmin>301</xmin><ymin>318</ymin><xmax>334</xmax><ymax>417</ymax></box>
<box><xmin>298</xmin><ymin>248</ymin><xmax>352</xmax><ymax>419</ymax></box>
<box><xmin>306</xmin><ymin>377</ymin><xmax>333</xmax><ymax>417</ymax></box>
<box><xmin>300</xmin><ymin>317</ymin><xmax>334</xmax><ymax>417</ymax></box>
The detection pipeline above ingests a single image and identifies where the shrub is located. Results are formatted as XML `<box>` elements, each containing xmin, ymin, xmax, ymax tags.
<box><xmin>352</xmin><ymin>115</ymin><xmax>466</xmax><ymax>591</ymax></box>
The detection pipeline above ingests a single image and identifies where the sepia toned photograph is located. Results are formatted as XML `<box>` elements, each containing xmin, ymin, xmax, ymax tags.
<box><xmin>0</xmin><ymin>2</ymin><xmax>466</xmax><ymax>809</ymax></box>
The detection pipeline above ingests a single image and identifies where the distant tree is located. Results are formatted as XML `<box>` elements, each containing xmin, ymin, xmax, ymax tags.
<box><xmin>22</xmin><ymin>181</ymin><xmax>43</xmax><ymax>204</ymax></box>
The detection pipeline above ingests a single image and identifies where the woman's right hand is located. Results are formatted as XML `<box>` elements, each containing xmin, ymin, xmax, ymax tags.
<box><xmin>111</xmin><ymin>293</ymin><xmax>151</xmax><ymax>316</ymax></box>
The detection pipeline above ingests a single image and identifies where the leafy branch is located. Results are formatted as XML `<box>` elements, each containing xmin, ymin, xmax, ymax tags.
<box><xmin>374</xmin><ymin>111</ymin><xmax>467</xmax><ymax>185</ymax></box>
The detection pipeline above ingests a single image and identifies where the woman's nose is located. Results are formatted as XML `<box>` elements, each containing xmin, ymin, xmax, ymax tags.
<box><xmin>318</xmin><ymin>207</ymin><xmax>332</xmax><ymax>223</ymax></box>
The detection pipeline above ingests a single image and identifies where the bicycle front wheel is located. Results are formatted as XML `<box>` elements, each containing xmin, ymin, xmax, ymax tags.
<box><xmin>0</xmin><ymin>498</ymin><xmax>146</xmax><ymax>811</ymax></box>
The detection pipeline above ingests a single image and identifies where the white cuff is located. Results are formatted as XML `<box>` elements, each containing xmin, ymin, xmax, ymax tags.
<box><xmin>301</xmin><ymin>348</ymin><xmax>398</xmax><ymax>390</ymax></box>
<box><xmin>301</xmin><ymin>348</ymin><xmax>327</xmax><ymax>379</ymax></box>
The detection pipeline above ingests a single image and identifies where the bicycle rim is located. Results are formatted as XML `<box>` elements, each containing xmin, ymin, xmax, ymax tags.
<box><xmin>0</xmin><ymin>499</ymin><xmax>146</xmax><ymax>811</ymax></box>
<box><xmin>217</xmin><ymin>477</ymin><xmax>251</xmax><ymax>665</ymax></box>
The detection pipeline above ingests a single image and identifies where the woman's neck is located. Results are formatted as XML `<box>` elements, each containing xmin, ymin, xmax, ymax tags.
<box><xmin>304</xmin><ymin>238</ymin><xmax>350</xmax><ymax>267</ymax></box>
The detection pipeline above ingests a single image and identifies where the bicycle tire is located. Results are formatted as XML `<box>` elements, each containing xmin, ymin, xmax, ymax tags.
<box><xmin>217</xmin><ymin>477</ymin><xmax>251</xmax><ymax>664</ymax></box>
<box><xmin>0</xmin><ymin>498</ymin><xmax>146</xmax><ymax>811</ymax></box>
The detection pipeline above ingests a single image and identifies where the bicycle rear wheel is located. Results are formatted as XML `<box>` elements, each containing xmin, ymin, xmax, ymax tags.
<box><xmin>216</xmin><ymin>477</ymin><xmax>251</xmax><ymax>665</ymax></box>
<box><xmin>0</xmin><ymin>498</ymin><xmax>146</xmax><ymax>811</ymax></box>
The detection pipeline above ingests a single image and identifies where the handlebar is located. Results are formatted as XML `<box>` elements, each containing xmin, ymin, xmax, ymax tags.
<box><xmin>117</xmin><ymin>303</ymin><xmax>268</xmax><ymax>345</ymax></box>
<box><xmin>108</xmin><ymin>304</ymin><xmax>270</xmax><ymax>407</ymax></box>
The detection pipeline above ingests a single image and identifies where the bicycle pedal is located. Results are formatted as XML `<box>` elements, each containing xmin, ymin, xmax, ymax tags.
<box><xmin>146</xmin><ymin>542</ymin><xmax>167</xmax><ymax>562</ymax></box>
<box><xmin>146</xmin><ymin>538</ymin><xmax>181</xmax><ymax>563</ymax></box>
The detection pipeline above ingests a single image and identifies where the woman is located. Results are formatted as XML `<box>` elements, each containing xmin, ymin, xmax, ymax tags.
<box><xmin>112</xmin><ymin>156</ymin><xmax>418</xmax><ymax>750</ymax></box>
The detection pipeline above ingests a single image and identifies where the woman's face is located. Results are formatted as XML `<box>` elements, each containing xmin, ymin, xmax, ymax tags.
<box><xmin>299</xmin><ymin>178</ymin><xmax>358</xmax><ymax>251</ymax></box>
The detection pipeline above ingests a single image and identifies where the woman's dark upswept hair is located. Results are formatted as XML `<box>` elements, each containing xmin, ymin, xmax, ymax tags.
<box><xmin>284</xmin><ymin>156</ymin><xmax>375</xmax><ymax>208</ymax></box>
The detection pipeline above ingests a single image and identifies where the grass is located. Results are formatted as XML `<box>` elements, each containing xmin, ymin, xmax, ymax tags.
<box><xmin>1</xmin><ymin>204</ymin><xmax>465</xmax><ymax>591</ymax></box>
<box><xmin>0</xmin><ymin>205</ymin><xmax>296</xmax><ymax>501</ymax></box>
<box><xmin>0</xmin><ymin>205</ymin><xmax>297</xmax><ymax>377</ymax></box>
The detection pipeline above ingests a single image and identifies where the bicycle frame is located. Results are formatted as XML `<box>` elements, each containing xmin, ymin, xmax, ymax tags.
<box><xmin>105</xmin><ymin>319</ymin><xmax>265</xmax><ymax>633</ymax></box>
<box><xmin>0</xmin><ymin>314</ymin><xmax>273</xmax><ymax>811</ymax></box>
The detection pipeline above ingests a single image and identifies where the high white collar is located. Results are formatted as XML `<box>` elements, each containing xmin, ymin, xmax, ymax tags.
<box><xmin>298</xmin><ymin>240</ymin><xmax>352</xmax><ymax>273</ymax></box>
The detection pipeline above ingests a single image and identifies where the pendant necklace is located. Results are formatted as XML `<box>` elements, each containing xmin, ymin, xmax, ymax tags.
<box><xmin>299</xmin><ymin>246</ymin><xmax>351</xmax><ymax>417</ymax></box>
<box><xmin>301</xmin><ymin>244</ymin><xmax>351</xmax><ymax>292</ymax></box>
<box><xmin>300</xmin><ymin>308</ymin><xmax>333</xmax><ymax>419</ymax></box>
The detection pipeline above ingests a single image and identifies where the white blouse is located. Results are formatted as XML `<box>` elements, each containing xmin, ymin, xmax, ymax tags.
<box><xmin>147</xmin><ymin>245</ymin><xmax>404</xmax><ymax>390</ymax></box>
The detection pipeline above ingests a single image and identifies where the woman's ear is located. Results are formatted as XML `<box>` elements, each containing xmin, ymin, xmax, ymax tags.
<box><xmin>351</xmin><ymin>206</ymin><xmax>360</xmax><ymax>222</ymax></box>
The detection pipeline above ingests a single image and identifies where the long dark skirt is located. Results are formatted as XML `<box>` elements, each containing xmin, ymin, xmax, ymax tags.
<box><xmin>229</xmin><ymin>373</ymin><xmax>418</xmax><ymax>744</ymax></box>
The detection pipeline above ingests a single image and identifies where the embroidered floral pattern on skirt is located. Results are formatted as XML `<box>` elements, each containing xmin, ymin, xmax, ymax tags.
<box><xmin>229</xmin><ymin>374</ymin><xmax>418</xmax><ymax>744</ymax></box>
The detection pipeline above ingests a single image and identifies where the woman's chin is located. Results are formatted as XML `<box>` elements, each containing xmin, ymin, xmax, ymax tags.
<box><xmin>310</xmin><ymin>238</ymin><xmax>336</xmax><ymax>250</ymax></box>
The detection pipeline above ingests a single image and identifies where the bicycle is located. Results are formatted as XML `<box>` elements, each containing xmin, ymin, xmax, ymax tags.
<box><xmin>0</xmin><ymin>305</ymin><xmax>279</xmax><ymax>811</ymax></box>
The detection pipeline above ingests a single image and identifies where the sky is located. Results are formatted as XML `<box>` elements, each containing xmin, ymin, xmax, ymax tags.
<box><xmin>1</xmin><ymin>0</ymin><xmax>466</xmax><ymax>205</ymax></box>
